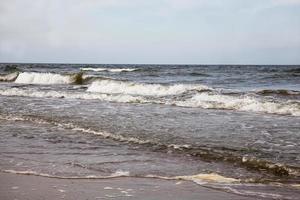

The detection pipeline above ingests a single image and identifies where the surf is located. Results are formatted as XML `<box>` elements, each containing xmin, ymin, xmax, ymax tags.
<box><xmin>174</xmin><ymin>93</ymin><xmax>300</xmax><ymax>116</ymax></box>
<box><xmin>0</xmin><ymin>72</ymin><xmax>19</xmax><ymax>82</ymax></box>
<box><xmin>87</xmin><ymin>80</ymin><xmax>211</xmax><ymax>96</ymax></box>
<box><xmin>14</xmin><ymin>72</ymin><xmax>84</xmax><ymax>85</ymax></box>
<box><xmin>1</xmin><ymin>113</ymin><xmax>299</xmax><ymax>178</ymax></box>
<box><xmin>0</xmin><ymin>88</ymin><xmax>144</xmax><ymax>103</ymax></box>
<box><xmin>81</xmin><ymin>67</ymin><xmax>138</xmax><ymax>72</ymax></box>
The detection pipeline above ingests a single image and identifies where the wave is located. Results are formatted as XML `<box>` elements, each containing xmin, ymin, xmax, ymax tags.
<box><xmin>174</xmin><ymin>93</ymin><xmax>300</xmax><ymax>116</ymax></box>
<box><xmin>1</xmin><ymin>86</ymin><xmax>299</xmax><ymax>116</ymax></box>
<box><xmin>0</xmin><ymin>64</ymin><xmax>19</xmax><ymax>73</ymax></box>
<box><xmin>2</xmin><ymin>169</ymin><xmax>290</xmax><ymax>199</ymax></box>
<box><xmin>1</xmin><ymin>169</ymin><xmax>130</xmax><ymax>179</ymax></box>
<box><xmin>0</xmin><ymin>72</ymin><xmax>19</xmax><ymax>82</ymax></box>
<box><xmin>189</xmin><ymin>72</ymin><xmax>210</xmax><ymax>77</ymax></box>
<box><xmin>256</xmin><ymin>89</ymin><xmax>300</xmax><ymax>96</ymax></box>
<box><xmin>1</xmin><ymin>169</ymin><xmax>238</xmax><ymax>184</ymax></box>
<box><xmin>1</xmin><ymin>114</ymin><xmax>300</xmax><ymax>178</ymax></box>
<box><xmin>87</xmin><ymin>80</ymin><xmax>211</xmax><ymax>96</ymax></box>
<box><xmin>81</xmin><ymin>67</ymin><xmax>138</xmax><ymax>72</ymax></box>
<box><xmin>14</xmin><ymin>72</ymin><xmax>84</xmax><ymax>85</ymax></box>
<box><xmin>3</xmin><ymin>170</ymin><xmax>291</xmax><ymax>199</ymax></box>
<box><xmin>283</xmin><ymin>67</ymin><xmax>300</xmax><ymax>73</ymax></box>
<box><xmin>0</xmin><ymin>88</ymin><xmax>144</xmax><ymax>103</ymax></box>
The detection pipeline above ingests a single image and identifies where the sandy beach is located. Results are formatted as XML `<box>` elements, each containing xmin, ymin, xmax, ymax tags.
<box><xmin>0</xmin><ymin>172</ymin><xmax>257</xmax><ymax>200</ymax></box>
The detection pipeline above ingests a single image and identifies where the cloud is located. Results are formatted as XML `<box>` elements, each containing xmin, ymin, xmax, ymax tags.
<box><xmin>273</xmin><ymin>0</ymin><xmax>300</xmax><ymax>5</ymax></box>
<box><xmin>0</xmin><ymin>0</ymin><xmax>299</xmax><ymax>64</ymax></box>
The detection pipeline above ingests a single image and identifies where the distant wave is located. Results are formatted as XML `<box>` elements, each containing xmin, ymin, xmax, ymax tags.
<box><xmin>81</xmin><ymin>67</ymin><xmax>138</xmax><ymax>72</ymax></box>
<box><xmin>282</xmin><ymin>67</ymin><xmax>300</xmax><ymax>73</ymax></box>
<box><xmin>256</xmin><ymin>89</ymin><xmax>300</xmax><ymax>96</ymax></box>
<box><xmin>0</xmin><ymin>65</ymin><xmax>20</xmax><ymax>73</ymax></box>
<box><xmin>14</xmin><ymin>72</ymin><xmax>83</xmax><ymax>85</ymax></box>
<box><xmin>87</xmin><ymin>80</ymin><xmax>211</xmax><ymax>96</ymax></box>
<box><xmin>259</xmin><ymin>67</ymin><xmax>300</xmax><ymax>73</ymax></box>
<box><xmin>0</xmin><ymin>72</ymin><xmax>19</xmax><ymax>82</ymax></box>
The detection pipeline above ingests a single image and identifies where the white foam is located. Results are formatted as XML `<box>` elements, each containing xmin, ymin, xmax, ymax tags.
<box><xmin>2</xmin><ymin>169</ymin><xmax>237</xmax><ymax>185</ymax></box>
<box><xmin>2</xmin><ymin>169</ymin><xmax>130</xmax><ymax>179</ymax></box>
<box><xmin>1</xmin><ymin>87</ymin><xmax>299</xmax><ymax>116</ymax></box>
<box><xmin>145</xmin><ymin>173</ymin><xmax>239</xmax><ymax>184</ymax></box>
<box><xmin>223</xmin><ymin>187</ymin><xmax>283</xmax><ymax>199</ymax></box>
<box><xmin>111</xmin><ymin>170</ymin><xmax>130</xmax><ymax>177</ymax></box>
<box><xmin>81</xmin><ymin>67</ymin><xmax>137</xmax><ymax>72</ymax></box>
<box><xmin>291</xmin><ymin>184</ymin><xmax>300</xmax><ymax>188</ymax></box>
<box><xmin>0</xmin><ymin>88</ymin><xmax>144</xmax><ymax>103</ymax></box>
<box><xmin>15</xmin><ymin>72</ymin><xmax>73</xmax><ymax>85</ymax></box>
<box><xmin>0</xmin><ymin>72</ymin><xmax>19</xmax><ymax>81</ymax></box>
<box><xmin>174</xmin><ymin>93</ymin><xmax>300</xmax><ymax>116</ymax></box>
<box><xmin>176</xmin><ymin>173</ymin><xmax>239</xmax><ymax>184</ymax></box>
<box><xmin>1</xmin><ymin>169</ymin><xmax>283</xmax><ymax>199</ymax></box>
<box><xmin>87</xmin><ymin>80</ymin><xmax>210</xmax><ymax>96</ymax></box>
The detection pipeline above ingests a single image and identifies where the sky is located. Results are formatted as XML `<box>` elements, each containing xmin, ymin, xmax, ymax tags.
<box><xmin>0</xmin><ymin>0</ymin><xmax>300</xmax><ymax>64</ymax></box>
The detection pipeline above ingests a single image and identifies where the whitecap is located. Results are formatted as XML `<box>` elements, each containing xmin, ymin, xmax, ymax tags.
<box><xmin>15</xmin><ymin>72</ymin><xmax>77</xmax><ymax>85</ymax></box>
<box><xmin>87</xmin><ymin>80</ymin><xmax>210</xmax><ymax>96</ymax></box>
<box><xmin>81</xmin><ymin>67</ymin><xmax>137</xmax><ymax>72</ymax></box>
<box><xmin>174</xmin><ymin>93</ymin><xmax>300</xmax><ymax>116</ymax></box>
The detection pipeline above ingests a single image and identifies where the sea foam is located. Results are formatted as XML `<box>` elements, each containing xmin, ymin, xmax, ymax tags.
<box><xmin>87</xmin><ymin>80</ymin><xmax>210</xmax><ymax>96</ymax></box>
<box><xmin>174</xmin><ymin>93</ymin><xmax>300</xmax><ymax>116</ymax></box>
<box><xmin>14</xmin><ymin>72</ymin><xmax>77</xmax><ymax>85</ymax></box>
<box><xmin>0</xmin><ymin>88</ymin><xmax>144</xmax><ymax>103</ymax></box>
<box><xmin>81</xmin><ymin>67</ymin><xmax>137</xmax><ymax>72</ymax></box>
<box><xmin>1</xmin><ymin>86</ymin><xmax>299</xmax><ymax>116</ymax></box>
<box><xmin>0</xmin><ymin>72</ymin><xmax>19</xmax><ymax>82</ymax></box>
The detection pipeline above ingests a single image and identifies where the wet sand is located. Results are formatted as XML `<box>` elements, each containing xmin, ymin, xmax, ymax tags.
<box><xmin>0</xmin><ymin>172</ymin><xmax>257</xmax><ymax>200</ymax></box>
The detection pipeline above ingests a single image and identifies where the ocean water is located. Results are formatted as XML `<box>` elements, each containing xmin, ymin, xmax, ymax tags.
<box><xmin>0</xmin><ymin>63</ymin><xmax>300</xmax><ymax>199</ymax></box>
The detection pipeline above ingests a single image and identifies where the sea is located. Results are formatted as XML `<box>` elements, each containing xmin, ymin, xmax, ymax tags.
<box><xmin>0</xmin><ymin>63</ymin><xmax>299</xmax><ymax>199</ymax></box>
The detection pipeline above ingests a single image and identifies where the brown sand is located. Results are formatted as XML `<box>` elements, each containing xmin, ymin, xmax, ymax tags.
<box><xmin>0</xmin><ymin>172</ymin><xmax>257</xmax><ymax>200</ymax></box>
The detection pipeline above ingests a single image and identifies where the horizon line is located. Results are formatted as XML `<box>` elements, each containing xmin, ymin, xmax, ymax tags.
<box><xmin>1</xmin><ymin>61</ymin><xmax>299</xmax><ymax>66</ymax></box>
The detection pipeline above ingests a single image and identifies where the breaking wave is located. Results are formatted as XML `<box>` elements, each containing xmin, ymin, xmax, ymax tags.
<box><xmin>14</xmin><ymin>72</ymin><xmax>84</xmax><ymax>85</ymax></box>
<box><xmin>0</xmin><ymin>64</ymin><xmax>19</xmax><ymax>73</ymax></box>
<box><xmin>0</xmin><ymin>88</ymin><xmax>144</xmax><ymax>103</ymax></box>
<box><xmin>81</xmin><ymin>67</ymin><xmax>138</xmax><ymax>72</ymax></box>
<box><xmin>87</xmin><ymin>80</ymin><xmax>211</xmax><ymax>96</ymax></box>
<box><xmin>0</xmin><ymin>86</ymin><xmax>299</xmax><ymax>116</ymax></box>
<box><xmin>174</xmin><ymin>93</ymin><xmax>300</xmax><ymax>116</ymax></box>
<box><xmin>0</xmin><ymin>87</ymin><xmax>299</xmax><ymax>116</ymax></box>
<box><xmin>256</xmin><ymin>89</ymin><xmax>300</xmax><ymax>96</ymax></box>
<box><xmin>0</xmin><ymin>72</ymin><xmax>19</xmax><ymax>82</ymax></box>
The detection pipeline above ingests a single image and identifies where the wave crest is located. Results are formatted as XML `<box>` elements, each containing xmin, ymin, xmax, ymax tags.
<box><xmin>0</xmin><ymin>72</ymin><xmax>19</xmax><ymax>82</ymax></box>
<box><xmin>81</xmin><ymin>67</ymin><xmax>138</xmax><ymax>72</ymax></box>
<box><xmin>174</xmin><ymin>93</ymin><xmax>300</xmax><ymax>116</ymax></box>
<box><xmin>14</xmin><ymin>72</ymin><xmax>83</xmax><ymax>85</ymax></box>
<box><xmin>256</xmin><ymin>89</ymin><xmax>300</xmax><ymax>96</ymax></box>
<box><xmin>87</xmin><ymin>80</ymin><xmax>210</xmax><ymax>96</ymax></box>
<box><xmin>0</xmin><ymin>88</ymin><xmax>144</xmax><ymax>103</ymax></box>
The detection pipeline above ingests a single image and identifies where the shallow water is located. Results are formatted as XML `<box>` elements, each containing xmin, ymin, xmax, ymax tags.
<box><xmin>0</xmin><ymin>63</ymin><xmax>300</xmax><ymax>199</ymax></box>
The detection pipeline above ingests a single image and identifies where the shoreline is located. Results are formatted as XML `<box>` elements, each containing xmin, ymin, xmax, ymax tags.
<box><xmin>0</xmin><ymin>172</ymin><xmax>257</xmax><ymax>200</ymax></box>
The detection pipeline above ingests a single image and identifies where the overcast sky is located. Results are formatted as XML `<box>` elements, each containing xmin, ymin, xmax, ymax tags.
<box><xmin>0</xmin><ymin>0</ymin><xmax>299</xmax><ymax>64</ymax></box>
